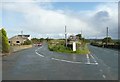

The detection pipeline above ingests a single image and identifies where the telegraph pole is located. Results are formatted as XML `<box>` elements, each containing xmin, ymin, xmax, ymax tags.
<box><xmin>65</xmin><ymin>25</ymin><xmax>67</xmax><ymax>47</ymax></box>
<box><xmin>21</xmin><ymin>31</ymin><xmax>23</xmax><ymax>37</ymax></box>
<box><xmin>21</xmin><ymin>30</ymin><xmax>24</xmax><ymax>44</ymax></box>
<box><xmin>81</xmin><ymin>28</ymin><xmax>82</xmax><ymax>38</ymax></box>
<box><xmin>106</xmin><ymin>27</ymin><xmax>108</xmax><ymax>46</ymax></box>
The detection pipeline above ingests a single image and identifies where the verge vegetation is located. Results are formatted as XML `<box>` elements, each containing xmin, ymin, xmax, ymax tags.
<box><xmin>48</xmin><ymin>39</ymin><xmax>90</xmax><ymax>54</ymax></box>
<box><xmin>0</xmin><ymin>28</ymin><xmax>10</xmax><ymax>53</ymax></box>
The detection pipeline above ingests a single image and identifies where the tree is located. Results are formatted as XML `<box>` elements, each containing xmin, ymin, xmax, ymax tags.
<box><xmin>76</xmin><ymin>34</ymin><xmax>82</xmax><ymax>40</ymax></box>
<box><xmin>46</xmin><ymin>37</ymin><xmax>49</xmax><ymax>41</ymax></box>
<box><xmin>102</xmin><ymin>37</ymin><xmax>113</xmax><ymax>43</ymax></box>
<box><xmin>1</xmin><ymin>28</ymin><xmax>10</xmax><ymax>53</ymax></box>
<box><xmin>0</xmin><ymin>30</ymin><xmax>2</xmax><ymax>52</ymax></box>
<box><xmin>23</xmin><ymin>39</ymin><xmax>32</xmax><ymax>45</ymax></box>
<box><xmin>31</xmin><ymin>38</ymin><xmax>40</xmax><ymax>44</ymax></box>
<box><xmin>39</xmin><ymin>38</ymin><xmax>44</xmax><ymax>42</ymax></box>
<box><xmin>115</xmin><ymin>40</ymin><xmax>120</xmax><ymax>45</ymax></box>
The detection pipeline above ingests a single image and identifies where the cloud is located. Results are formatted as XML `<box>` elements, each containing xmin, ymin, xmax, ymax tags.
<box><xmin>2</xmin><ymin>2</ymin><xmax>118</xmax><ymax>39</ymax></box>
<box><xmin>1</xmin><ymin>0</ymin><xmax>119</xmax><ymax>2</ymax></box>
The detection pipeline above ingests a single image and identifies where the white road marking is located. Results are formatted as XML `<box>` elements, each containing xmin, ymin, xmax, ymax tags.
<box><xmin>35</xmin><ymin>51</ymin><xmax>44</xmax><ymax>57</ymax></box>
<box><xmin>102</xmin><ymin>75</ymin><xmax>106</xmax><ymax>79</ymax></box>
<box><xmin>100</xmin><ymin>69</ymin><xmax>107</xmax><ymax>79</ymax></box>
<box><xmin>51</xmin><ymin>58</ymin><xmax>82</xmax><ymax>64</ymax></box>
<box><xmin>85</xmin><ymin>62</ymin><xmax>98</xmax><ymax>65</ymax></box>
<box><xmin>86</xmin><ymin>54</ymin><xmax>90</xmax><ymax>64</ymax></box>
<box><xmin>35</xmin><ymin>46</ymin><xmax>44</xmax><ymax>57</ymax></box>
<box><xmin>51</xmin><ymin>57</ymin><xmax>98</xmax><ymax>65</ymax></box>
<box><xmin>90</xmin><ymin>54</ymin><xmax>98</xmax><ymax>63</ymax></box>
<box><xmin>35</xmin><ymin>46</ymin><xmax>98</xmax><ymax>65</ymax></box>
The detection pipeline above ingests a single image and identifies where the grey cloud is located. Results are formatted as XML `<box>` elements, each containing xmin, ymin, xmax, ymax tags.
<box><xmin>2</xmin><ymin>2</ymin><xmax>118</xmax><ymax>39</ymax></box>
<box><xmin>94</xmin><ymin>11</ymin><xmax>110</xmax><ymax>22</ymax></box>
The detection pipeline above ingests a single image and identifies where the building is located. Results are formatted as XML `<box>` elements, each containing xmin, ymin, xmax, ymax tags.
<box><xmin>9</xmin><ymin>35</ymin><xmax>31</xmax><ymax>46</ymax></box>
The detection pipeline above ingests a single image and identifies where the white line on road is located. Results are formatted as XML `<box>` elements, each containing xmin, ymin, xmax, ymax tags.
<box><xmin>35</xmin><ymin>51</ymin><xmax>44</xmax><ymax>57</ymax></box>
<box><xmin>35</xmin><ymin>46</ymin><xmax>98</xmax><ymax>65</ymax></box>
<box><xmin>51</xmin><ymin>58</ymin><xmax>82</xmax><ymax>64</ymax></box>
<box><xmin>90</xmin><ymin>54</ymin><xmax>98</xmax><ymax>63</ymax></box>
<box><xmin>85</xmin><ymin>62</ymin><xmax>98</xmax><ymax>65</ymax></box>
<box><xmin>86</xmin><ymin>54</ymin><xmax>90</xmax><ymax>64</ymax></box>
<box><xmin>51</xmin><ymin>57</ymin><xmax>98</xmax><ymax>65</ymax></box>
<box><xmin>102</xmin><ymin>75</ymin><xmax>106</xmax><ymax>79</ymax></box>
<box><xmin>35</xmin><ymin>46</ymin><xmax>44</xmax><ymax>57</ymax></box>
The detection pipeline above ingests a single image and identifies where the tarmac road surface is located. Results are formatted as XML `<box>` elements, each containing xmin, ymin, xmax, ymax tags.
<box><xmin>2</xmin><ymin>43</ymin><xmax>118</xmax><ymax>80</ymax></box>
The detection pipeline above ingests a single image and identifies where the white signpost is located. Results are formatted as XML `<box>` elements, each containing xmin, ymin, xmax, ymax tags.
<box><xmin>73</xmin><ymin>42</ymin><xmax>76</xmax><ymax>51</ymax></box>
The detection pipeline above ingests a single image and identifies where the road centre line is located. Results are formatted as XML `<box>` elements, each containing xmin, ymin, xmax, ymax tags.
<box><xmin>102</xmin><ymin>75</ymin><xmax>106</xmax><ymax>79</ymax></box>
<box><xmin>35</xmin><ymin>46</ymin><xmax>44</xmax><ymax>57</ymax></box>
<box><xmin>35</xmin><ymin>51</ymin><xmax>44</xmax><ymax>57</ymax></box>
<box><xmin>90</xmin><ymin>54</ymin><xmax>98</xmax><ymax>64</ymax></box>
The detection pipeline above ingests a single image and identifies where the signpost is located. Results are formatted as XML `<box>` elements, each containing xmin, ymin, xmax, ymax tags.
<box><xmin>73</xmin><ymin>42</ymin><xmax>76</xmax><ymax>51</ymax></box>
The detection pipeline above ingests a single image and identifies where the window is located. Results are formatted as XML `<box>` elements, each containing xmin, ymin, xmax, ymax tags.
<box><xmin>9</xmin><ymin>41</ymin><xmax>10</xmax><ymax>43</ymax></box>
<box><xmin>16</xmin><ymin>41</ymin><xmax>20</xmax><ymax>43</ymax></box>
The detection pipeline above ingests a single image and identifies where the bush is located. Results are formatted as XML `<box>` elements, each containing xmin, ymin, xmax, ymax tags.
<box><xmin>23</xmin><ymin>39</ymin><xmax>32</xmax><ymax>45</ymax></box>
<box><xmin>2</xmin><ymin>35</ymin><xmax>10</xmax><ymax>53</ymax></box>
<box><xmin>0</xmin><ymin>30</ymin><xmax>2</xmax><ymax>52</ymax></box>
<box><xmin>1</xmin><ymin>28</ymin><xmax>10</xmax><ymax>53</ymax></box>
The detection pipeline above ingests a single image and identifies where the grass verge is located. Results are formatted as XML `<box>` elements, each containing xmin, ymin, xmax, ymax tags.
<box><xmin>48</xmin><ymin>40</ymin><xmax>90</xmax><ymax>54</ymax></box>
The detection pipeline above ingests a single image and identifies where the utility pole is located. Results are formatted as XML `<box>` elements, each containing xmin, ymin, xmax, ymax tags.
<box><xmin>81</xmin><ymin>28</ymin><xmax>82</xmax><ymax>38</ymax></box>
<box><xmin>106</xmin><ymin>27</ymin><xmax>108</xmax><ymax>46</ymax></box>
<box><xmin>21</xmin><ymin>30</ymin><xmax>24</xmax><ymax>44</ymax></box>
<box><xmin>65</xmin><ymin>25</ymin><xmax>67</xmax><ymax>47</ymax></box>
<box><xmin>21</xmin><ymin>31</ymin><xmax>23</xmax><ymax>37</ymax></box>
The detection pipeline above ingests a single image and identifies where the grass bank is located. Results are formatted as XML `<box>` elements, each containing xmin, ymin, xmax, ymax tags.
<box><xmin>48</xmin><ymin>40</ymin><xmax>90</xmax><ymax>54</ymax></box>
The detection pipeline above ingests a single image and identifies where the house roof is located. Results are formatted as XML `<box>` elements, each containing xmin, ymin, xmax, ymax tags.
<box><xmin>18</xmin><ymin>35</ymin><xmax>30</xmax><ymax>37</ymax></box>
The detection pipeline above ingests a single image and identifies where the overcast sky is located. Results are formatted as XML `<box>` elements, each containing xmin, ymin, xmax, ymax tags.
<box><xmin>1</xmin><ymin>0</ymin><xmax>118</xmax><ymax>39</ymax></box>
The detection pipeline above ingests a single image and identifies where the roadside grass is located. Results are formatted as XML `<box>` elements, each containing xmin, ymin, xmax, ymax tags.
<box><xmin>76</xmin><ymin>44</ymin><xmax>90</xmax><ymax>54</ymax></box>
<box><xmin>48</xmin><ymin>40</ymin><xmax>90</xmax><ymax>55</ymax></box>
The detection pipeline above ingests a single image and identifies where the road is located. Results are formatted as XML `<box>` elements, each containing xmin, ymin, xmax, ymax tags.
<box><xmin>2</xmin><ymin>43</ymin><xmax>118</xmax><ymax>80</ymax></box>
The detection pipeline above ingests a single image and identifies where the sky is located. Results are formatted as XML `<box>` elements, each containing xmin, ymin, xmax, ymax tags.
<box><xmin>0</xmin><ymin>0</ymin><xmax>118</xmax><ymax>39</ymax></box>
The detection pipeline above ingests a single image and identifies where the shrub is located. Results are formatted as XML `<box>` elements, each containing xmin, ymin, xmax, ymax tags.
<box><xmin>1</xmin><ymin>28</ymin><xmax>10</xmax><ymax>53</ymax></box>
<box><xmin>23</xmin><ymin>39</ymin><xmax>32</xmax><ymax>45</ymax></box>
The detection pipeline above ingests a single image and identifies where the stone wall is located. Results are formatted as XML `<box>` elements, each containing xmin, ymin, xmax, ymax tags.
<box><xmin>10</xmin><ymin>45</ymin><xmax>33</xmax><ymax>52</ymax></box>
